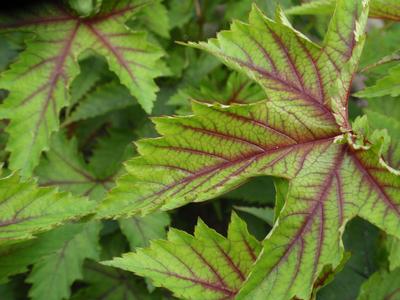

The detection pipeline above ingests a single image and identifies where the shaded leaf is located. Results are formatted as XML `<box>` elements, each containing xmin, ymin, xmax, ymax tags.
<box><xmin>119</xmin><ymin>212</ymin><xmax>170</xmax><ymax>250</ymax></box>
<box><xmin>357</xmin><ymin>268</ymin><xmax>400</xmax><ymax>300</ymax></box>
<box><xmin>26</xmin><ymin>222</ymin><xmax>101</xmax><ymax>300</ymax></box>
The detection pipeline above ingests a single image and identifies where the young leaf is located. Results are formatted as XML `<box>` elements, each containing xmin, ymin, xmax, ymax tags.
<box><xmin>0</xmin><ymin>172</ymin><xmax>94</xmax><ymax>245</ymax></box>
<box><xmin>357</xmin><ymin>268</ymin><xmax>400</xmax><ymax>300</ymax></box>
<box><xmin>355</xmin><ymin>64</ymin><xmax>400</xmax><ymax>98</ymax></box>
<box><xmin>103</xmin><ymin>213</ymin><xmax>261</xmax><ymax>300</ymax></box>
<box><xmin>119</xmin><ymin>212</ymin><xmax>170</xmax><ymax>250</ymax></box>
<box><xmin>26</xmin><ymin>222</ymin><xmax>101</xmax><ymax>300</ymax></box>
<box><xmin>286</xmin><ymin>0</ymin><xmax>400</xmax><ymax>22</ymax></box>
<box><xmin>98</xmin><ymin>1</ymin><xmax>400</xmax><ymax>299</ymax></box>
<box><xmin>0</xmin><ymin>1</ymin><xmax>164</xmax><ymax>176</ymax></box>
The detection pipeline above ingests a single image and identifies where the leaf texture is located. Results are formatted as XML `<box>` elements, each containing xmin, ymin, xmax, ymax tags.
<box><xmin>0</xmin><ymin>0</ymin><xmax>164</xmax><ymax>176</ymax></box>
<box><xmin>26</xmin><ymin>222</ymin><xmax>101</xmax><ymax>300</ymax></box>
<box><xmin>0</xmin><ymin>172</ymin><xmax>94</xmax><ymax>245</ymax></box>
<box><xmin>97</xmin><ymin>1</ymin><xmax>400</xmax><ymax>299</ymax></box>
<box><xmin>103</xmin><ymin>213</ymin><xmax>261</xmax><ymax>300</ymax></box>
<box><xmin>357</xmin><ymin>268</ymin><xmax>400</xmax><ymax>300</ymax></box>
<box><xmin>286</xmin><ymin>0</ymin><xmax>400</xmax><ymax>22</ymax></box>
<box><xmin>355</xmin><ymin>64</ymin><xmax>400</xmax><ymax>98</ymax></box>
<box><xmin>119</xmin><ymin>212</ymin><xmax>170</xmax><ymax>250</ymax></box>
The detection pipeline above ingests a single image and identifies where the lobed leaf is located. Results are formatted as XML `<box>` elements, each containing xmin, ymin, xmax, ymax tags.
<box><xmin>26</xmin><ymin>222</ymin><xmax>101</xmax><ymax>300</ymax></box>
<box><xmin>0</xmin><ymin>0</ymin><xmax>164</xmax><ymax>176</ymax></box>
<box><xmin>98</xmin><ymin>1</ymin><xmax>400</xmax><ymax>299</ymax></box>
<box><xmin>0</xmin><ymin>172</ymin><xmax>94</xmax><ymax>245</ymax></box>
<box><xmin>103</xmin><ymin>213</ymin><xmax>261</xmax><ymax>300</ymax></box>
<box><xmin>286</xmin><ymin>0</ymin><xmax>400</xmax><ymax>22</ymax></box>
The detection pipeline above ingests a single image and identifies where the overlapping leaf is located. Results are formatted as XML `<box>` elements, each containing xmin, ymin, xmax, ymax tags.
<box><xmin>26</xmin><ymin>222</ymin><xmax>101</xmax><ymax>300</ymax></box>
<box><xmin>104</xmin><ymin>213</ymin><xmax>261</xmax><ymax>300</ymax></box>
<box><xmin>97</xmin><ymin>1</ymin><xmax>400</xmax><ymax>299</ymax></box>
<box><xmin>0</xmin><ymin>172</ymin><xmax>94</xmax><ymax>245</ymax></box>
<box><xmin>357</xmin><ymin>268</ymin><xmax>400</xmax><ymax>300</ymax></box>
<box><xmin>286</xmin><ymin>0</ymin><xmax>400</xmax><ymax>22</ymax></box>
<box><xmin>0</xmin><ymin>0</ymin><xmax>165</xmax><ymax>176</ymax></box>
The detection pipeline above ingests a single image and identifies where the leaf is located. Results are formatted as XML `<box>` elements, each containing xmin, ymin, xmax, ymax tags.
<box><xmin>233</xmin><ymin>206</ymin><xmax>274</xmax><ymax>226</ymax></box>
<box><xmin>357</xmin><ymin>268</ymin><xmax>400</xmax><ymax>300</ymax></box>
<box><xmin>103</xmin><ymin>213</ymin><xmax>261</xmax><ymax>300</ymax></box>
<box><xmin>119</xmin><ymin>212</ymin><xmax>170</xmax><ymax>250</ymax></box>
<box><xmin>36</xmin><ymin>132</ymin><xmax>113</xmax><ymax>200</ymax></box>
<box><xmin>0</xmin><ymin>172</ymin><xmax>94</xmax><ymax>245</ymax></box>
<box><xmin>97</xmin><ymin>2</ymin><xmax>400</xmax><ymax>299</ymax></box>
<box><xmin>71</xmin><ymin>260</ymin><xmax>160</xmax><ymax>300</ymax></box>
<box><xmin>355</xmin><ymin>64</ymin><xmax>400</xmax><ymax>98</ymax></box>
<box><xmin>286</xmin><ymin>0</ymin><xmax>400</xmax><ymax>22</ymax></box>
<box><xmin>36</xmin><ymin>130</ymin><xmax>133</xmax><ymax>201</ymax></box>
<box><xmin>0</xmin><ymin>1</ymin><xmax>164</xmax><ymax>176</ymax></box>
<box><xmin>317</xmin><ymin>218</ymin><xmax>380</xmax><ymax>300</ymax></box>
<box><xmin>387</xmin><ymin>236</ymin><xmax>400</xmax><ymax>271</ymax></box>
<box><xmin>65</xmin><ymin>82</ymin><xmax>135</xmax><ymax>125</ymax></box>
<box><xmin>26</xmin><ymin>222</ymin><xmax>101</xmax><ymax>300</ymax></box>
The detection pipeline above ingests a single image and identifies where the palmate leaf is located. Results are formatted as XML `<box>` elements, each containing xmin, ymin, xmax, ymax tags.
<box><xmin>0</xmin><ymin>0</ymin><xmax>164</xmax><ymax>176</ymax></box>
<box><xmin>0</xmin><ymin>172</ymin><xmax>94</xmax><ymax>246</ymax></box>
<box><xmin>286</xmin><ymin>0</ymin><xmax>400</xmax><ymax>22</ymax></box>
<box><xmin>97</xmin><ymin>1</ymin><xmax>400</xmax><ymax>299</ymax></box>
<box><xmin>104</xmin><ymin>213</ymin><xmax>261</xmax><ymax>300</ymax></box>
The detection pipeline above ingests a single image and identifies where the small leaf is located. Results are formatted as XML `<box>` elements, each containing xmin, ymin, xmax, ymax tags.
<box><xmin>355</xmin><ymin>64</ymin><xmax>400</xmax><ymax>98</ymax></box>
<box><xmin>234</xmin><ymin>206</ymin><xmax>274</xmax><ymax>226</ymax></box>
<box><xmin>387</xmin><ymin>236</ymin><xmax>400</xmax><ymax>271</ymax></box>
<box><xmin>119</xmin><ymin>212</ymin><xmax>170</xmax><ymax>249</ymax></box>
<box><xmin>0</xmin><ymin>172</ymin><xmax>94</xmax><ymax>245</ymax></box>
<box><xmin>103</xmin><ymin>213</ymin><xmax>261</xmax><ymax>300</ymax></box>
<box><xmin>26</xmin><ymin>222</ymin><xmax>101</xmax><ymax>300</ymax></box>
<box><xmin>287</xmin><ymin>0</ymin><xmax>400</xmax><ymax>22</ymax></box>
<box><xmin>357</xmin><ymin>268</ymin><xmax>400</xmax><ymax>300</ymax></box>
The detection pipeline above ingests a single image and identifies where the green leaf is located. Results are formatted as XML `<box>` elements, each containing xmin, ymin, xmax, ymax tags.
<box><xmin>71</xmin><ymin>260</ymin><xmax>160</xmax><ymax>300</ymax></box>
<box><xmin>26</xmin><ymin>222</ymin><xmax>101</xmax><ymax>300</ymax></box>
<box><xmin>0</xmin><ymin>172</ymin><xmax>94</xmax><ymax>245</ymax></box>
<box><xmin>287</xmin><ymin>0</ymin><xmax>400</xmax><ymax>22</ymax></box>
<box><xmin>0</xmin><ymin>1</ymin><xmax>164</xmax><ymax>176</ymax></box>
<box><xmin>96</xmin><ymin>1</ymin><xmax>400</xmax><ymax>299</ymax></box>
<box><xmin>357</xmin><ymin>268</ymin><xmax>400</xmax><ymax>300</ymax></box>
<box><xmin>103</xmin><ymin>213</ymin><xmax>261</xmax><ymax>300</ymax></box>
<box><xmin>387</xmin><ymin>236</ymin><xmax>400</xmax><ymax>271</ymax></box>
<box><xmin>36</xmin><ymin>132</ymin><xmax>113</xmax><ymax>200</ymax></box>
<box><xmin>355</xmin><ymin>64</ymin><xmax>400</xmax><ymax>98</ymax></box>
<box><xmin>119</xmin><ymin>212</ymin><xmax>170</xmax><ymax>250</ymax></box>
<box><xmin>233</xmin><ymin>206</ymin><xmax>274</xmax><ymax>226</ymax></box>
<box><xmin>65</xmin><ymin>82</ymin><xmax>135</xmax><ymax>125</ymax></box>
<box><xmin>36</xmin><ymin>130</ymin><xmax>133</xmax><ymax>201</ymax></box>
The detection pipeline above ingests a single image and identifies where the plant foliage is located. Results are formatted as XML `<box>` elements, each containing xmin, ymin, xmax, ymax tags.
<box><xmin>0</xmin><ymin>0</ymin><xmax>399</xmax><ymax>299</ymax></box>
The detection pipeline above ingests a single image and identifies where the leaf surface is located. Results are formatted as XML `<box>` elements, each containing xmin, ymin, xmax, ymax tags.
<box><xmin>0</xmin><ymin>172</ymin><xmax>94</xmax><ymax>245</ymax></box>
<box><xmin>357</xmin><ymin>268</ymin><xmax>400</xmax><ymax>300</ymax></box>
<box><xmin>97</xmin><ymin>1</ymin><xmax>400</xmax><ymax>299</ymax></box>
<box><xmin>119</xmin><ymin>212</ymin><xmax>170</xmax><ymax>250</ymax></box>
<box><xmin>26</xmin><ymin>222</ymin><xmax>101</xmax><ymax>300</ymax></box>
<box><xmin>103</xmin><ymin>213</ymin><xmax>261</xmax><ymax>300</ymax></box>
<box><xmin>287</xmin><ymin>0</ymin><xmax>400</xmax><ymax>22</ymax></box>
<box><xmin>0</xmin><ymin>0</ymin><xmax>164</xmax><ymax>176</ymax></box>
